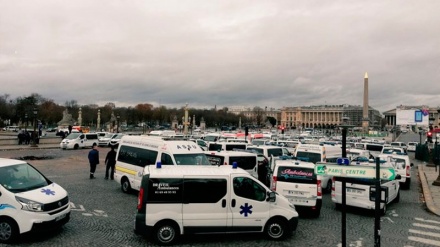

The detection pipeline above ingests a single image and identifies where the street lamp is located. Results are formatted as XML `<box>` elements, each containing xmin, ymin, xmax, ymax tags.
<box><xmin>117</xmin><ymin>115</ymin><xmax>120</xmax><ymax>133</ymax></box>
<box><xmin>31</xmin><ymin>107</ymin><xmax>38</xmax><ymax>147</ymax></box>
<box><xmin>24</xmin><ymin>113</ymin><xmax>28</xmax><ymax>131</ymax></box>
<box><xmin>339</xmin><ymin>115</ymin><xmax>354</xmax><ymax>247</ymax></box>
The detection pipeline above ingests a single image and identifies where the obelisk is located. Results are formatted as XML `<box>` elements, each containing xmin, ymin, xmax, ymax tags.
<box><xmin>362</xmin><ymin>72</ymin><xmax>369</xmax><ymax>133</ymax></box>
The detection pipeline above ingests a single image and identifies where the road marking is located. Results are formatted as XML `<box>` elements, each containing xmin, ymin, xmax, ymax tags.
<box><xmin>381</xmin><ymin>217</ymin><xmax>394</xmax><ymax>223</ymax></box>
<box><xmin>70</xmin><ymin>202</ymin><xmax>85</xmax><ymax>211</ymax></box>
<box><xmin>413</xmin><ymin>223</ymin><xmax>440</xmax><ymax>230</ymax></box>
<box><xmin>337</xmin><ymin>237</ymin><xmax>363</xmax><ymax>247</ymax></box>
<box><xmin>408</xmin><ymin>236</ymin><xmax>440</xmax><ymax>246</ymax></box>
<box><xmin>409</xmin><ymin>229</ymin><xmax>440</xmax><ymax>238</ymax></box>
<box><xmin>415</xmin><ymin>217</ymin><xmax>440</xmax><ymax>224</ymax></box>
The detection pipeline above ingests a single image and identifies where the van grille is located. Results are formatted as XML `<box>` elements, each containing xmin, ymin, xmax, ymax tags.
<box><xmin>43</xmin><ymin>196</ymin><xmax>69</xmax><ymax>212</ymax></box>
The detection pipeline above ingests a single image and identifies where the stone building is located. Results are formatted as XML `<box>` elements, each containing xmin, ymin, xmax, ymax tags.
<box><xmin>280</xmin><ymin>104</ymin><xmax>381</xmax><ymax>130</ymax></box>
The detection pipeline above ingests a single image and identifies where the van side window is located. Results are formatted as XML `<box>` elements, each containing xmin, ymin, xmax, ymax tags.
<box><xmin>161</xmin><ymin>153</ymin><xmax>174</xmax><ymax>165</ymax></box>
<box><xmin>233</xmin><ymin>177</ymin><xmax>266</xmax><ymax>201</ymax></box>
<box><xmin>267</xmin><ymin>148</ymin><xmax>283</xmax><ymax>157</ymax></box>
<box><xmin>118</xmin><ymin>145</ymin><xmax>158</xmax><ymax>167</ymax></box>
<box><xmin>230</xmin><ymin>156</ymin><xmax>257</xmax><ymax>170</ymax></box>
<box><xmin>183</xmin><ymin>179</ymin><xmax>227</xmax><ymax>203</ymax></box>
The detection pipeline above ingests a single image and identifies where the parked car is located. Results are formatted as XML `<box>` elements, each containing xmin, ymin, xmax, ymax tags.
<box><xmin>407</xmin><ymin>142</ymin><xmax>418</xmax><ymax>152</ymax></box>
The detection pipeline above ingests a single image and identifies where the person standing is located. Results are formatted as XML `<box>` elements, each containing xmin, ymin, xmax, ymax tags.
<box><xmin>105</xmin><ymin>145</ymin><xmax>117</xmax><ymax>180</ymax></box>
<box><xmin>88</xmin><ymin>143</ymin><xmax>99</xmax><ymax>179</ymax></box>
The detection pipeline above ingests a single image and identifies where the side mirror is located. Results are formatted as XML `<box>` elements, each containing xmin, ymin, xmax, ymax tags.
<box><xmin>395</xmin><ymin>174</ymin><xmax>402</xmax><ymax>180</ymax></box>
<box><xmin>267</xmin><ymin>191</ymin><xmax>276</xmax><ymax>202</ymax></box>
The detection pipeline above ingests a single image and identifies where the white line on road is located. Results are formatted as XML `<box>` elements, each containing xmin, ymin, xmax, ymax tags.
<box><xmin>415</xmin><ymin>217</ymin><xmax>440</xmax><ymax>225</ymax></box>
<box><xmin>408</xmin><ymin>236</ymin><xmax>440</xmax><ymax>246</ymax></box>
<box><xmin>413</xmin><ymin>223</ymin><xmax>440</xmax><ymax>231</ymax></box>
<box><xmin>409</xmin><ymin>229</ymin><xmax>440</xmax><ymax>238</ymax></box>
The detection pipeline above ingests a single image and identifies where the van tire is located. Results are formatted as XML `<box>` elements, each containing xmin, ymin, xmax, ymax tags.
<box><xmin>265</xmin><ymin>218</ymin><xmax>288</xmax><ymax>240</ymax></box>
<box><xmin>153</xmin><ymin>221</ymin><xmax>179</xmax><ymax>245</ymax></box>
<box><xmin>74</xmin><ymin>144</ymin><xmax>79</xmax><ymax>150</ymax></box>
<box><xmin>325</xmin><ymin>180</ymin><xmax>332</xmax><ymax>193</ymax></box>
<box><xmin>0</xmin><ymin>218</ymin><xmax>19</xmax><ymax>244</ymax></box>
<box><xmin>402</xmin><ymin>179</ymin><xmax>411</xmax><ymax>190</ymax></box>
<box><xmin>121</xmin><ymin>178</ymin><xmax>132</xmax><ymax>193</ymax></box>
<box><xmin>394</xmin><ymin>191</ymin><xmax>400</xmax><ymax>203</ymax></box>
<box><xmin>381</xmin><ymin>203</ymin><xmax>387</xmax><ymax>216</ymax></box>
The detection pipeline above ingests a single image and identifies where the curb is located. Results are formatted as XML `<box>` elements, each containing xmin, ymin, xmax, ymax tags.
<box><xmin>419</xmin><ymin>164</ymin><xmax>440</xmax><ymax>216</ymax></box>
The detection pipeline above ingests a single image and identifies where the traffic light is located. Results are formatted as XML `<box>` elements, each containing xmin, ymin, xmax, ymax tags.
<box><xmin>281</xmin><ymin>126</ymin><xmax>285</xmax><ymax>134</ymax></box>
<box><xmin>428</xmin><ymin>131</ymin><xmax>433</xmax><ymax>143</ymax></box>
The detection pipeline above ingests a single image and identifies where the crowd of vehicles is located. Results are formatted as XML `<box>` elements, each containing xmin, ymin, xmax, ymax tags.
<box><xmin>22</xmin><ymin>128</ymin><xmax>418</xmax><ymax>245</ymax></box>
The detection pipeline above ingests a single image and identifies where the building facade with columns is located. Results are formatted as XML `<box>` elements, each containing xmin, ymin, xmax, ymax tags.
<box><xmin>280</xmin><ymin>104</ymin><xmax>382</xmax><ymax>130</ymax></box>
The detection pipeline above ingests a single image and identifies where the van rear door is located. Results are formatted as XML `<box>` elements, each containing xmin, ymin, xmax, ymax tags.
<box><xmin>275</xmin><ymin>166</ymin><xmax>318</xmax><ymax>206</ymax></box>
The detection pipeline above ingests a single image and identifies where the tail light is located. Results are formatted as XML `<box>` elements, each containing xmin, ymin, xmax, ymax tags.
<box><xmin>137</xmin><ymin>188</ymin><xmax>144</xmax><ymax>211</ymax></box>
<box><xmin>406</xmin><ymin>165</ymin><xmax>410</xmax><ymax>177</ymax></box>
<box><xmin>271</xmin><ymin>176</ymin><xmax>277</xmax><ymax>191</ymax></box>
<box><xmin>317</xmin><ymin>179</ymin><xmax>322</xmax><ymax>197</ymax></box>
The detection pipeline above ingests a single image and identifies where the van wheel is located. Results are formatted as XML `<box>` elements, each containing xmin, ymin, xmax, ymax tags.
<box><xmin>381</xmin><ymin>203</ymin><xmax>387</xmax><ymax>216</ymax></box>
<box><xmin>121</xmin><ymin>178</ymin><xmax>132</xmax><ymax>193</ymax></box>
<box><xmin>402</xmin><ymin>179</ymin><xmax>411</xmax><ymax>190</ymax></box>
<box><xmin>153</xmin><ymin>221</ymin><xmax>179</xmax><ymax>245</ymax></box>
<box><xmin>0</xmin><ymin>218</ymin><xmax>19</xmax><ymax>244</ymax></box>
<box><xmin>325</xmin><ymin>180</ymin><xmax>332</xmax><ymax>193</ymax></box>
<box><xmin>394</xmin><ymin>191</ymin><xmax>400</xmax><ymax>203</ymax></box>
<box><xmin>74</xmin><ymin>144</ymin><xmax>79</xmax><ymax>150</ymax></box>
<box><xmin>265</xmin><ymin>218</ymin><xmax>288</xmax><ymax>240</ymax></box>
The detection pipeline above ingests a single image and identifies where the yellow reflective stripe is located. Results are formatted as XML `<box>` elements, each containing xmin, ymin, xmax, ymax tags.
<box><xmin>115</xmin><ymin>166</ymin><xmax>138</xmax><ymax>175</ymax></box>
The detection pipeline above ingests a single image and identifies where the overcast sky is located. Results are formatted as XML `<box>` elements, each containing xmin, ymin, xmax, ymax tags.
<box><xmin>1</xmin><ymin>0</ymin><xmax>439</xmax><ymax>113</ymax></box>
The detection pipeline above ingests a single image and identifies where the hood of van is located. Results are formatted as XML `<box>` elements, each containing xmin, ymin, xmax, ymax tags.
<box><xmin>15</xmin><ymin>183</ymin><xmax>68</xmax><ymax>204</ymax></box>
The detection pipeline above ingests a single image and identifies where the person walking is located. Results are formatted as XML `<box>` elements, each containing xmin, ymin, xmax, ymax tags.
<box><xmin>88</xmin><ymin>143</ymin><xmax>100</xmax><ymax>179</ymax></box>
<box><xmin>105</xmin><ymin>145</ymin><xmax>117</xmax><ymax>180</ymax></box>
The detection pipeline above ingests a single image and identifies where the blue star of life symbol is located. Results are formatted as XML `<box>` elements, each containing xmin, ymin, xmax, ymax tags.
<box><xmin>41</xmin><ymin>188</ymin><xmax>55</xmax><ymax>195</ymax></box>
<box><xmin>240</xmin><ymin>203</ymin><xmax>253</xmax><ymax>217</ymax></box>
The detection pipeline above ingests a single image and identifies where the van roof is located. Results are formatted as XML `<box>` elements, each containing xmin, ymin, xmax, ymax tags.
<box><xmin>204</xmin><ymin>150</ymin><xmax>257</xmax><ymax>157</ymax></box>
<box><xmin>120</xmin><ymin>135</ymin><xmax>204</xmax><ymax>154</ymax></box>
<box><xmin>0</xmin><ymin>158</ymin><xmax>27</xmax><ymax>168</ymax></box>
<box><xmin>145</xmin><ymin>164</ymin><xmax>249</xmax><ymax>177</ymax></box>
<box><xmin>274</xmin><ymin>159</ymin><xmax>316</xmax><ymax>169</ymax></box>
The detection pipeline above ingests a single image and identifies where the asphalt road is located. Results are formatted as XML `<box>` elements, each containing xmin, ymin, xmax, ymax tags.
<box><xmin>0</xmin><ymin>147</ymin><xmax>437</xmax><ymax>247</ymax></box>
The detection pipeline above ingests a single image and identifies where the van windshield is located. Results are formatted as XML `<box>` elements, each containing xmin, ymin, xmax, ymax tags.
<box><xmin>65</xmin><ymin>133</ymin><xmax>82</xmax><ymax>139</ymax></box>
<box><xmin>295</xmin><ymin>151</ymin><xmax>321</xmax><ymax>163</ymax></box>
<box><xmin>277</xmin><ymin>166</ymin><xmax>316</xmax><ymax>184</ymax></box>
<box><xmin>174</xmin><ymin>153</ymin><xmax>211</xmax><ymax>165</ymax></box>
<box><xmin>0</xmin><ymin>163</ymin><xmax>50</xmax><ymax>193</ymax></box>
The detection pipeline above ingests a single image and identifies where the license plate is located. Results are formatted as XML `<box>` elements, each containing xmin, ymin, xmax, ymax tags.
<box><xmin>289</xmin><ymin>198</ymin><xmax>307</xmax><ymax>203</ymax></box>
<box><xmin>56</xmin><ymin>213</ymin><xmax>67</xmax><ymax>221</ymax></box>
<box><xmin>288</xmin><ymin>190</ymin><xmax>305</xmax><ymax>195</ymax></box>
<box><xmin>347</xmin><ymin>188</ymin><xmax>363</xmax><ymax>194</ymax></box>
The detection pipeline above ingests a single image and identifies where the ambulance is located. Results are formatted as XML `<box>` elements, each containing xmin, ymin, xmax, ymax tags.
<box><xmin>0</xmin><ymin>158</ymin><xmax>70</xmax><ymax>243</ymax></box>
<box><xmin>114</xmin><ymin>135</ymin><xmax>211</xmax><ymax>193</ymax></box>
<box><xmin>134</xmin><ymin>164</ymin><xmax>299</xmax><ymax>245</ymax></box>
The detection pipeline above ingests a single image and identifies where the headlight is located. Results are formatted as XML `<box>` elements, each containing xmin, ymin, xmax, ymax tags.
<box><xmin>16</xmin><ymin>196</ymin><xmax>44</xmax><ymax>212</ymax></box>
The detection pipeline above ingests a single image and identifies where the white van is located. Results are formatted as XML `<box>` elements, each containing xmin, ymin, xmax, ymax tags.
<box><xmin>59</xmin><ymin>132</ymin><xmax>99</xmax><ymax>149</ymax></box>
<box><xmin>204</xmin><ymin>150</ymin><xmax>258</xmax><ymax>178</ymax></box>
<box><xmin>378</xmin><ymin>153</ymin><xmax>413</xmax><ymax>190</ymax></box>
<box><xmin>271</xmin><ymin>159</ymin><xmax>322</xmax><ymax>218</ymax></box>
<box><xmin>331</xmin><ymin>163</ymin><xmax>401</xmax><ymax>215</ymax></box>
<box><xmin>114</xmin><ymin>136</ymin><xmax>211</xmax><ymax>193</ymax></box>
<box><xmin>134</xmin><ymin>164</ymin><xmax>299</xmax><ymax>245</ymax></box>
<box><xmin>0</xmin><ymin>158</ymin><xmax>71</xmax><ymax>243</ymax></box>
<box><xmin>293</xmin><ymin>144</ymin><xmax>342</xmax><ymax>192</ymax></box>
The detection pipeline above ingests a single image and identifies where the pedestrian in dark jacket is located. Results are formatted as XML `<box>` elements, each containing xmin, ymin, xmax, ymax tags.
<box><xmin>105</xmin><ymin>145</ymin><xmax>117</xmax><ymax>180</ymax></box>
<box><xmin>88</xmin><ymin>143</ymin><xmax>99</xmax><ymax>179</ymax></box>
